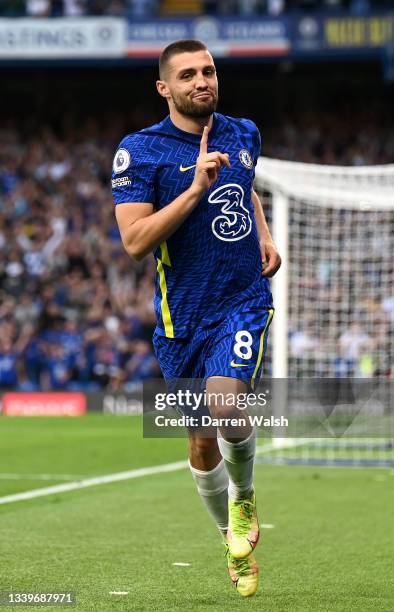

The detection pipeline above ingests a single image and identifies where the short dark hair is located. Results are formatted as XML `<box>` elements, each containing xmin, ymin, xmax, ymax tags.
<box><xmin>159</xmin><ymin>39</ymin><xmax>208</xmax><ymax>79</ymax></box>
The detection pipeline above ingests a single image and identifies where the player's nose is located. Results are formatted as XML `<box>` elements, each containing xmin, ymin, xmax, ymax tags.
<box><xmin>194</xmin><ymin>72</ymin><xmax>209</xmax><ymax>89</ymax></box>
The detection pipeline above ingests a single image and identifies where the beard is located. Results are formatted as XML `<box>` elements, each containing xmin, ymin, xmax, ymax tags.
<box><xmin>171</xmin><ymin>90</ymin><xmax>218</xmax><ymax>118</ymax></box>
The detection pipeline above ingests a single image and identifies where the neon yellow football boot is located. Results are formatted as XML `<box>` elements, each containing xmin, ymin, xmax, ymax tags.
<box><xmin>227</xmin><ymin>492</ymin><xmax>259</xmax><ymax>559</ymax></box>
<box><xmin>226</xmin><ymin>545</ymin><xmax>259</xmax><ymax>597</ymax></box>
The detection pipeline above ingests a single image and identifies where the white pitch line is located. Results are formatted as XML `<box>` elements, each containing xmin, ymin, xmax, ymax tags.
<box><xmin>172</xmin><ymin>562</ymin><xmax>191</xmax><ymax>567</ymax></box>
<box><xmin>0</xmin><ymin>460</ymin><xmax>188</xmax><ymax>506</ymax></box>
<box><xmin>0</xmin><ymin>440</ymin><xmax>286</xmax><ymax>507</ymax></box>
<box><xmin>109</xmin><ymin>592</ymin><xmax>129</xmax><ymax>596</ymax></box>
<box><xmin>260</xmin><ymin>523</ymin><xmax>275</xmax><ymax>529</ymax></box>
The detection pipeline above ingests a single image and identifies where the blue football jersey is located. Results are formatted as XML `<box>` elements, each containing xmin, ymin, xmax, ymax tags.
<box><xmin>112</xmin><ymin>112</ymin><xmax>273</xmax><ymax>339</ymax></box>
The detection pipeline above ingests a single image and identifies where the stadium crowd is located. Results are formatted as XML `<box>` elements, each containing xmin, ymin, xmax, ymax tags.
<box><xmin>0</xmin><ymin>0</ymin><xmax>392</xmax><ymax>18</ymax></box>
<box><xmin>0</xmin><ymin>102</ymin><xmax>393</xmax><ymax>389</ymax></box>
<box><xmin>263</xmin><ymin>104</ymin><xmax>394</xmax><ymax>166</ymax></box>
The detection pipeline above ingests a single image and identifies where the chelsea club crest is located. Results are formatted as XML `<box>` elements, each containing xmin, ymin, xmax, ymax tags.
<box><xmin>239</xmin><ymin>148</ymin><xmax>253</xmax><ymax>170</ymax></box>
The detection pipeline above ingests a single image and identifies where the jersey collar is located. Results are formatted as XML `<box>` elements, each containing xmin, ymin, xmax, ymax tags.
<box><xmin>165</xmin><ymin>113</ymin><xmax>220</xmax><ymax>144</ymax></box>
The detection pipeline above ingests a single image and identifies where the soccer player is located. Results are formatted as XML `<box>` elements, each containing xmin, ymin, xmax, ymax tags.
<box><xmin>112</xmin><ymin>39</ymin><xmax>281</xmax><ymax>597</ymax></box>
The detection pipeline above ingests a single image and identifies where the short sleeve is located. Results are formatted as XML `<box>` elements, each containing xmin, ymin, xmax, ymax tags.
<box><xmin>252</xmin><ymin>125</ymin><xmax>262</xmax><ymax>166</ymax></box>
<box><xmin>238</xmin><ymin>118</ymin><xmax>262</xmax><ymax>176</ymax></box>
<box><xmin>243</xmin><ymin>119</ymin><xmax>261</xmax><ymax>166</ymax></box>
<box><xmin>111</xmin><ymin>134</ymin><xmax>156</xmax><ymax>205</ymax></box>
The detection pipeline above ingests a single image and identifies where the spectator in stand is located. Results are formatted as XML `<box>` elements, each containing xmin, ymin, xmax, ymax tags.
<box><xmin>237</xmin><ymin>0</ymin><xmax>262</xmax><ymax>15</ymax></box>
<box><xmin>1</xmin><ymin>1</ymin><xmax>393</xmax><ymax>17</ymax></box>
<box><xmin>339</xmin><ymin>323</ymin><xmax>373</xmax><ymax>362</ymax></box>
<box><xmin>62</xmin><ymin>0</ymin><xmax>86</xmax><ymax>16</ymax></box>
<box><xmin>0</xmin><ymin>337</ymin><xmax>19</xmax><ymax>389</ymax></box>
<box><xmin>25</xmin><ymin>0</ymin><xmax>51</xmax><ymax>16</ymax></box>
<box><xmin>41</xmin><ymin>342</ymin><xmax>74</xmax><ymax>390</ymax></box>
<box><xmin>267</xmin><ymin>0</ymin><xmax>285</xmax><ymax>15</ymax></box>
<box><xmin>290</xmin><ymin>326</ymin><xmax>319</xmax><ymax>359</ymax></box>
<box><xmin>128</xmin><ymin>0</ymin><xmax>159</xmax><ymax>16</ymax></box>
<box><xmin>124</xmin><ymin>340</ymin><xmax>161</xmax><ymax>383</ymax></box>
<box><xmin>104</xmin><ymin>0</ymin><xmax>127</xmax><ymax>15</ymax></box>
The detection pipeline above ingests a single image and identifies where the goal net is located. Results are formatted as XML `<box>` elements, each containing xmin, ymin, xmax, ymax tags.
<box><xmin>253</xmin><ymin>158</ymin><xmax>394</xmax><ymax>467</ymax></box>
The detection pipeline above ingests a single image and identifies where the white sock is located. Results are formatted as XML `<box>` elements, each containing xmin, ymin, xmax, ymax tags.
<box><xmin>217</xmin><ymin>429</ymin><xmax>256</xmax><ymax>501</ymax></box>
<box><xmin>189</xmin><ymin>459</ymin><xmax>229</xmax><ymax>536</ymax></box>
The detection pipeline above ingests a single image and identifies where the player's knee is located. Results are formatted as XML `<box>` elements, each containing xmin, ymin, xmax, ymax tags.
<box><xmin>208</xmin><ymin>403</ymin><xmax>239</xmax><ymax>422</ymax></box>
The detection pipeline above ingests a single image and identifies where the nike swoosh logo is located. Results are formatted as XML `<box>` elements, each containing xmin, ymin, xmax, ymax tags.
<box><xmin>230</xmin><ymin>360</ymin><xmax>248</xmax><ymax>368</ymax></box>
<box><xmin>179</xmin><ymin>164</ymin><xmax>196</xmax><ymax>172</ymax></box>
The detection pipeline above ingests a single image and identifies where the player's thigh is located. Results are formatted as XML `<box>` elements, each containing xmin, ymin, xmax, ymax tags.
<box><xmin>152</xmin><ymin>331</ymin><xmax>211</xmax><ymax>421</ymax></box>
<box><xmin>205</xmin><ymin>375</ymin><xmax>248</xmax><ymax>419</ymax></box>
<box><xmin>205</xmin><ymin>308</ymin><xmax>274</xmax><ymax>390</ymax></box>
<box><xmin>153</xmin><ymin>332</ymin><xmax>193</xmax><ymax>380</ymax></box>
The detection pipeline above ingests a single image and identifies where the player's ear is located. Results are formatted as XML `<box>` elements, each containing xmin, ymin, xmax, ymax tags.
<box><xmin>156</xmin><ymin>80</ymin><xmax>170</xmax><ymax>100</ymax></box>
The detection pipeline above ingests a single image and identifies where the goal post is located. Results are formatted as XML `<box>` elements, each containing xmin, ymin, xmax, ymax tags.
<box><xmin>253</xmin><ymin>157</ymin><xmax>394</xmax><ymax>465</ymax></box>
<box><xmin>254</xmin><ymin>157</ymin><xmax>394</xmax><ymax>380</ymax></box>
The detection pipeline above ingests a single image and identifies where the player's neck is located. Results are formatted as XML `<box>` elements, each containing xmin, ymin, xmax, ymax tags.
<box><xmin>169</xmin><ymin>110</ymin><xmax>214</xmax><ymax>135</ymax></box>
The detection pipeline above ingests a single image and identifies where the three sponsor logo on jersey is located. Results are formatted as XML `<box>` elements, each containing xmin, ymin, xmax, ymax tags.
<box><xmin>209</xmin><ymin>183</ymin><xmax>252</xmax><ymax>242</ymax></box>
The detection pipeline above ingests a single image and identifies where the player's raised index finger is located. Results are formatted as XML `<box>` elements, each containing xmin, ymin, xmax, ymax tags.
<box><xmin>199</xmin><ymin>125</ymin><xmax>208</xmax><ymax>155</ymax></box>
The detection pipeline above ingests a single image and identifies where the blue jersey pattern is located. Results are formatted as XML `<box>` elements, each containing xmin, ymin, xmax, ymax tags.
<box><xmin>112</xmin><ymin>113</ymin><xmax>273</xmax><ymax>339</ymax></box>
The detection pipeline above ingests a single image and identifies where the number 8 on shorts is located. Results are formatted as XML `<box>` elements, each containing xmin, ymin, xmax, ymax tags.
<box><xmin>233</xmin><ymin>330</ymin><xmax>253</xmax><ymax>360</ymax></box>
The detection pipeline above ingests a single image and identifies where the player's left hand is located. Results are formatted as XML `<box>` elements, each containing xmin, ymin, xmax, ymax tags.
<box><xmin>261</xmin><ymin>242</ymin><xmax>281</xmax><ymax>277</ymax></box>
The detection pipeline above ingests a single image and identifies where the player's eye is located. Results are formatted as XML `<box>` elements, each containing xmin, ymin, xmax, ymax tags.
<box><xmin>181</xmin><ymin>73</ymin><xmax>192</xmax><ymax>79</ymax></box>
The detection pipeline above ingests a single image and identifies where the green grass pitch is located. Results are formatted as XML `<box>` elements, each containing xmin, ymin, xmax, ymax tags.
<box><xmin>0</xmin><ymin>415</ymin><xmax>393</xmax><ymax>611</ymax></box>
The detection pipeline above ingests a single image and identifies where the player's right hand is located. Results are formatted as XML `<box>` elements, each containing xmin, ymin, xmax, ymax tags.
<box><xmin>192</xmin><ymin>125</ymin><xmax>230</xmax><ymax>193</ymax></box>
